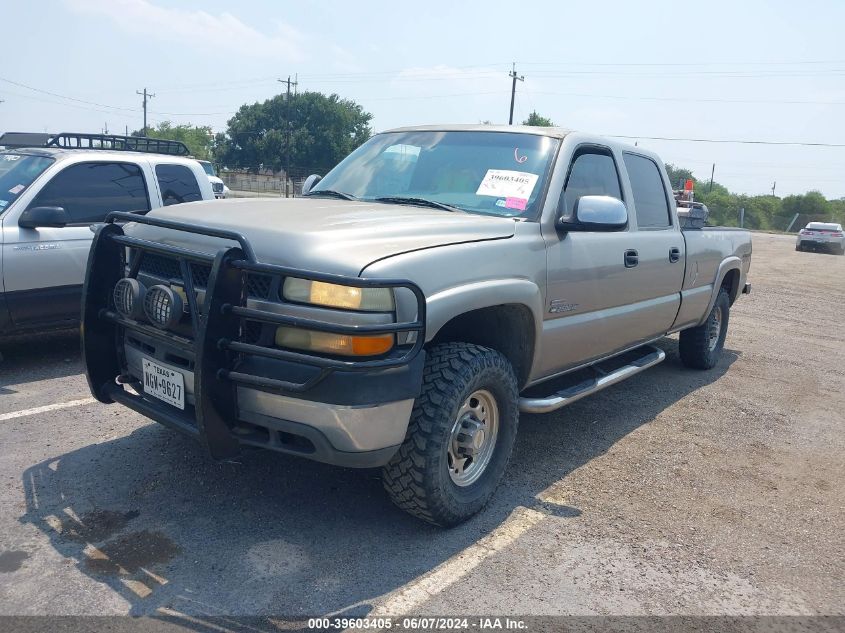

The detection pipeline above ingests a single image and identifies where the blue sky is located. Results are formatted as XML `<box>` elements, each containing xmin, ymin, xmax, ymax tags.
<box><xmin>2</xmin><ymin>0</ymin><xmax>844</xmax><ymax>198</ymax></box>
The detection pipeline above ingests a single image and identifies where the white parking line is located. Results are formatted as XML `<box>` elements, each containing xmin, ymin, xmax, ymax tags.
<box><xmin>0</xmin><ymin>397</ymin><xmax>97</xmax><ymax>421</ymax></box>
<box><xmin>370</xmin><ymin>506</ymin><xmax>546</xmax><ymax>616</ymax></box>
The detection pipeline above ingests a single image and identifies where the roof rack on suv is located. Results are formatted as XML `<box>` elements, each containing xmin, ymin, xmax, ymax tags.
<box><xmin>45</xmin><ymin>132</ymin><xmax>191</xmax><ymax>156</ymax></box>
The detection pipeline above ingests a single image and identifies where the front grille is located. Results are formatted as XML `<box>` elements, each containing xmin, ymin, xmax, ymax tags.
<box><xmin>137</xmin><ymin>253</ymin><xmax>272</xmax><ymax>299</ymax></box>
<box><xmin>246</xmin><ymin>274</ymin><xmax>273</xmax><ymax>299</ymax></box>
<box><xmin>189</xmin><ymin>262</ymin><xmax>211</xmax><ymax>288</ymax></box>
<box><xmin>212</xmin><ymin>182</ymin><xmax>224</xmax><ymax>193</ymax></box>
<box><xmin>139</xmin><ymin>253</ymin><xmax>182</xmax><ymax>280</ymax></box>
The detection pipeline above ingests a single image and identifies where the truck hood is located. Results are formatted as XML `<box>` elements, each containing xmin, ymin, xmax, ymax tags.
<box><xmin>130</xmin><ymin>197</ymin><xmax>516</xmax><ymax>276</ymax></box>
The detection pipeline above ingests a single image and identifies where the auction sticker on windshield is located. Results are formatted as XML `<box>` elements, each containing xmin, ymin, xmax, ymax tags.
<box><xmin>476</xmin><ymin>169</ymin><xmax>538</xmax><ymax>201</ymax></box>
<box><xmin>142</xmin><ymin>358</ymin><xmax>185</xmax><ymax>410</ymax></box>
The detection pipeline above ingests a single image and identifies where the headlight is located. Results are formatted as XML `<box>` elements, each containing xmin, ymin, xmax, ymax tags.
<box><xmin>282</xmin><ymin>277</ymin><xmax>394</xmax><ymax>312</ymax></box>
<box><xmin>275</xmin><ymin>327</ymin><xmax>394</xmax><ymax>357</ymax></box>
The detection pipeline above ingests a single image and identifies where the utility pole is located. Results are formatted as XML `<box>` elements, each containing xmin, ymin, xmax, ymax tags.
<box><xmin>136</xmin><ymin>88</ymin><xmax>155</xmax><ymax>135</ymax></box>
<box><xmin>277</xmin><ymin>75</ymin><xmax>298</xmax><ymax>197</ymax></box>
<box><xmin>708</xmin><ymin>163</ymin><xmax>715</xmax><ymax>193</ymax></box>
<box><xmin>508</xmin><ymin>63</ymin><xmax>524</xmax><ymax>125</ymax></box>
<box><xmin>771</xmin><ymin>181</ymin><xmax>777</xmax><ymax>197</ymax></box>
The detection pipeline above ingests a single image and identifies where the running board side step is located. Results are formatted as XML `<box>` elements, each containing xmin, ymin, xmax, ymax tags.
<box><xmin>518</xmin><ymin>346</ymin><xmax>666</xmax><ymax>414</ymax></box>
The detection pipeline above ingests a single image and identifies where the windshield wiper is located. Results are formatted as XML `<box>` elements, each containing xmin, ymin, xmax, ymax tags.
<box><xmin>304</xmin><ymin>189</ymin><xmax>357</xmax><ymax>200</ymax></box>
<box><xmin>372</xmin><ymin>196</ymin><xmax>462</xmax><ymax>213</ymax></box>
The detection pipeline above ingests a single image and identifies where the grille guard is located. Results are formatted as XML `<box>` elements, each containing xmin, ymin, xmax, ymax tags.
<box><xmin>82</xmin><ymin>212</ymin><xmax>427</xmax><ymax>459</ymax></box>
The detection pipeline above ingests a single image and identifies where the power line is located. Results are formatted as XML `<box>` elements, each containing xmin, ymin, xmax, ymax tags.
<box><xmin>530</xmin><ymin>91</ymin><xmax>845</xmax><ymax>106</ymax></box>
<box><xmin>0</xmin><ymin>77</ymin><xmax>137</xmax><ymax>111</ymax></box>
<box><xmin>606</xmin><ymin>134</ymin><xmax>845</xmax><ymax>148</ymax></box>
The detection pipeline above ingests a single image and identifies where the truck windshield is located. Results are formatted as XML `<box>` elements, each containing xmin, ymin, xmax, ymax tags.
<box><xmin>199</xmin><ymin>161</ymin><xmax>216</xmax><ymax>177</ymax></box>
<box><xmin>0</xmin><ymin>153</ymin><xmax>55</xmax><ymax>215</ymax></box>
<box><xmin>312</xmin><ymin>131</ymin><xmax>559</xmax><ymax>219</ymax></box>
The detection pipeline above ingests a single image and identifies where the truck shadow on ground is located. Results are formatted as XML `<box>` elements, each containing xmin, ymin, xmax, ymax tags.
<box><xmin>18</xmin><ymin>338</ymin><xmax>736</xmax><ymax>627</ymax></box>
<box><xmin>0</xmin><ymin>329</ymin><xmax>81</xmax><ymax>393</ymax></box>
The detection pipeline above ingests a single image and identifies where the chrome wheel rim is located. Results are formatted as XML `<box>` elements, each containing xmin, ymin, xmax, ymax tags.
<box><xmin>447</xmin><ymin>389</ymin><xmax>499</xmax><ymax>487</ymax></box>
<box><xmin>708</xmin><ymin>305</ymin><xmax>723</xmax><ymax>352</ymax></box>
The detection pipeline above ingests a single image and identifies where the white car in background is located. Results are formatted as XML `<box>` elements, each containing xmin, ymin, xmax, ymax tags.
<box><xmin>795</xmin><ymin>222</ymin><xmax>845</xmax><ymax>255</ymax></box>
<box><xmin>198</xmin><ymin>160</ymin><xmax>229</xmax><ymax>199</ymax></box>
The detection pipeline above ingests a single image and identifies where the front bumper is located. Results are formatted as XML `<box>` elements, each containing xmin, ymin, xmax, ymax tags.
<box><xmin>82</xmin><ymin>214</ymin><xmax>426</xmax><ymax>467</ymax></box>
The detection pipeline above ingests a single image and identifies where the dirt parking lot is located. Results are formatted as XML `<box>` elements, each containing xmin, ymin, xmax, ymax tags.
<box><xmin>0</xmin><ymin>232</ymin><xmax>842</xmax><ymax>622</ymax></box>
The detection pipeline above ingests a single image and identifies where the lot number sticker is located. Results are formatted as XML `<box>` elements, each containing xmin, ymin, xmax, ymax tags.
<box><xmin>476</xmin><ymin>169</ymin><xmax>538</xmax><ymax>201</ymax></box>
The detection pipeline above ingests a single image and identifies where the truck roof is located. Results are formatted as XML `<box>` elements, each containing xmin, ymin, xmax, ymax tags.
<box><xmin>384</xmin><ymin>123</ymin><xmax>573</xmax><ymax>139</ymax></box>
<box><xmin>380</xmin><ymin>124</ymin><xmax>648</xmax><ymax>158</ymax></box>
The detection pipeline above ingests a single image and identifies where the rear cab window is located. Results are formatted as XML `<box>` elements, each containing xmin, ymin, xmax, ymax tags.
<box><xmin>155</xmin><ymin>164</ymin><xmax>203</xmax><ymax>206</ymax></box>
<box><xmin>623</xmin><ymin>153</ymin><xmax>672</xmax><ymax>229</ymax></box>
<box><xmin>30</xmin><ymin>160</ymin><xmax>150</xmax><ymax>224</ymax></box>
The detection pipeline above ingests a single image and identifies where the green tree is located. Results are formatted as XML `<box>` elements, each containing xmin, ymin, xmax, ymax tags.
<box><xmin>134</xmin><ymin>122</ymin><xmax>214</xmax><ymax>159</ymax></box>
<box><xmin>215</xmin><ymin>91</ymin><xmax>372</xmax><ymax>174</ymax></box>
<box><xmin>522</xmin><ymin>111</ymin><xmax>554</xmax><ymax>127</ymax></box>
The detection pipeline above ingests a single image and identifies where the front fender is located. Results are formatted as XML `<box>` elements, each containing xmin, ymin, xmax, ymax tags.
<box><xmin>425</xmin><ymin>278</ymin><xmax>544</xmax><ymax>343</ymax></box>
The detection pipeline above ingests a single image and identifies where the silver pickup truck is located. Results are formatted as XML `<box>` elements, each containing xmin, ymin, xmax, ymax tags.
<box><xmin>82</xmin><ymin>125</ymin><xmax>752</xmax><ymax>526</ymax></box>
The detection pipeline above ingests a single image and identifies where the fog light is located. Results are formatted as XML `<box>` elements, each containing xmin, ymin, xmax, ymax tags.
<box><xmin>113</xmin><ymin>278</ymin><xmax>146</xmax><ymax>320</ymax></box>
<box><xmin>275</xmin><ymin>327</ymin><xmax>394</xmax><ymax>357</ymax></box>
<box><xmin>143</xmin><ymin>285</ymin><xmax>183</xmax><ymax>329</ymax></box>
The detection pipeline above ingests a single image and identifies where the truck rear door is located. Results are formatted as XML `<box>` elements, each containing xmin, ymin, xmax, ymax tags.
<box><xmin>618</xmin><ymin>151</ymin><xmax>685</xmax><ymax>335</ymax></box>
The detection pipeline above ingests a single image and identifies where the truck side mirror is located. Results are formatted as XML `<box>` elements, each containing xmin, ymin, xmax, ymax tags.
<box><xmin>18</xmin><ymin>206</ymin><xmax>70</xmax><ymax>229</ymax></box>
<box><xmin>301</xmin><ymin>174</ymin><xmax>323</xmax><ymax>195</ymax></box>
<box><xmin>557</xmin><ymin>196</ymin><xmax>628</xmax><ymax>231</ymax></box>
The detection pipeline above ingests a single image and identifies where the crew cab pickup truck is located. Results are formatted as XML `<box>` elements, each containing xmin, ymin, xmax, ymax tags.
<box><xmin>82</xmin><ymin>125</ymin><xmax>752</xmax><ymax>526</ymax></box>
<box><xmin>0</xmin><ymin>133</ymin><xmax>214</xmax><ymax>336</ymax></box>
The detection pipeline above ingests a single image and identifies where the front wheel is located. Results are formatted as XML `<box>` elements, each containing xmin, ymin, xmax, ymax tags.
<box><xmin>382</xmin><ymin>343</ymin><xmax>519</xmax><ymax>527</ymax></box>
<box><xmin>679</xmin><ymin>288</ymin><xmax>730</xmax><ymax>370</ymax></box>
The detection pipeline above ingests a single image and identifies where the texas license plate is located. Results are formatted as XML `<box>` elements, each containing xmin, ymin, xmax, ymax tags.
<box><xmin>142</xmin><ymin>358</ymin><xmax>185</xmax><ymax>410</ymax></box>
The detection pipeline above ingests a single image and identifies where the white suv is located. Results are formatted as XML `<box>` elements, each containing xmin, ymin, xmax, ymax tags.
<box><xmin>198</xmin><ymin>160</ymin><xmax>229</xmax><ymax>199</ymax></box>
<box><xmin>0</xmin><ymin>132</ymin><xmax>215</xmax><ymax>336</ymax></box>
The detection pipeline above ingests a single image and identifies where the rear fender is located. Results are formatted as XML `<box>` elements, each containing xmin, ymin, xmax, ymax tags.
<box><xmin>696</xmin><ymin>256</ymin><xmax>741</xmax><ymax>326</ymax></box>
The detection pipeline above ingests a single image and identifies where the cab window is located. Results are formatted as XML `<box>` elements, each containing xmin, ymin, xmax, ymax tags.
<box><xmin>561</xmin><ymin>150</ymin><xmax>622</xmax><ymax>218</ymax></box>
<box><xmin>30</xmin><ymin>161</ymin><xmax>150</xmax><ymax>224</ymax></box>
<box><xmin>156</xmin><ymin>164</ymin><xmax>202</xmax><ymax>206</ymax></box>
<box><xmin>623</xmin><ymin>153</ymin><xmax>672</xmax><ymax>228</ymax></box>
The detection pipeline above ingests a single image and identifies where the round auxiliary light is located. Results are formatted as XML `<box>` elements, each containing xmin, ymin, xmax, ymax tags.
<box><xmin>113</xmin><ymin>278</ymin><xmax>146</xmax><ymax>320</ymax></box>
<box><xmin>143</xmin><ymin>284</ymin><xmax>183</xmax><ymax>329</ymax></box>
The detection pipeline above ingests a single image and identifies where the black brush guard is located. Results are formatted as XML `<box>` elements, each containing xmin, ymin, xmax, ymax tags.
<box><xmin>82</xmin><ymin>212</ymin><xmax>426</xmax><ymax>460</ymax></box>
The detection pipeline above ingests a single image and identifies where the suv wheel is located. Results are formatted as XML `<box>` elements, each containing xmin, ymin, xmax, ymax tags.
<box><xmin>679</xmin><ymin>288</ymin><xmax>730</xmax><ymax>370</ymax></box>
<box><xmin>382</xmin><ymin>342</ymin><xmax>519</xmax><ymax>527</ymax></box>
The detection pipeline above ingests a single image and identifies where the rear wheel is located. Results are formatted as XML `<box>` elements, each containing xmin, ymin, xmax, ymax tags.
<box><xmin>795</xmin><ymin>243</ymin><xmax>803</xmax><ymax>252</ymax></box>
<box><xmin>679</xmin><ymin>289</ymin><xmax>730</xmax><ymax>370</ymax></box>
<box><xmin>382</xmin><ymin>342</ymin><xmax>519</xmax><ymax>527</ymax></box>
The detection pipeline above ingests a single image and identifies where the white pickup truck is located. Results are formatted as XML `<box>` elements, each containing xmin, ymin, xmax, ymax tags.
<box><xmin>0</xmin><ymin>133</ymin><xmax>214</xmax><ymax>336</ymax></box>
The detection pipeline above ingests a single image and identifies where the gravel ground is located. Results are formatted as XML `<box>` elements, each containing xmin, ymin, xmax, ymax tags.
<box><xmin>0</xmin><ymin>232</ymin><xmax>842</xmax><ymax>621</ymax></box>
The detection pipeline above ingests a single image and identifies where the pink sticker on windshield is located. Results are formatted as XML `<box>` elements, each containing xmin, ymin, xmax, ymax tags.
<box><xmin>505</xmin><ymin>197</ymin><xmax>527</xmax><ymax>211</ymax></box>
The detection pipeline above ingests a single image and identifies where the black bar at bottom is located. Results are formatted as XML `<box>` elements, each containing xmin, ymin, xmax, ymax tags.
<box><xmin>106</xmin><ymin>384</ymin><xmax>200</xmax><ymax>439</ymax></box>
